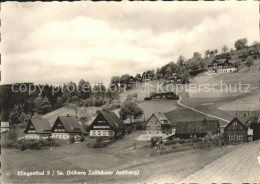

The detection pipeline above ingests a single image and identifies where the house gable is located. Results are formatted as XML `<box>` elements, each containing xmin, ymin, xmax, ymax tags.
<box><xmin>224</xmin><ymin>117</ymin><xmax>247</xmax><ymax>132</ymax></box>
<box><xmin>24</xmin><ymin>120</ymin><xmax>37</xmax><ymax>134</ymax></box>
<box><xmin>146</xmin><ymin>114</ymin><xmax>162</xmax><ymax>131</ymax></box>
<box><xmin>51</xmin><ymin>117</ymin><xmax>67</xmax><ymax>133</ymax></box>
<box><xmin>89</xmin><ymin>113</ymin><xmax>112</xmax><ymax>130</ymax></box>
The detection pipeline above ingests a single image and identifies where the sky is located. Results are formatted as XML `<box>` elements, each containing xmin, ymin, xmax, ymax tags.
<box><xmin>0</xmin><ymin>1</ymin><xmax>259</xmax><ymax>85</ymax></box>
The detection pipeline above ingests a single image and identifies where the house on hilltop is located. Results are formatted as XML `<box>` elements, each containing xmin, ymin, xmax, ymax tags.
<box><xmin>89</xmin><ymin>111</ymin><xmax>125</xmax><ymax>138</ymax></box>
<box><xmin>128</xmin><ymin>76</ymin><xmax>136</xmax><ymax>84</ymax></box>
<box><xmin>24</xmin><ymin>118</ymin><xmax>52</xmax><ymax>139</ymax></box>
<box><xmin>208</xmin><ymin>59</ymin><xmax>237</xmax><ymax>74</ymax></box>
<box><xmin>135</xmin><ymin>74</ymin><xmax>142</xmax><ymax>82</ymax></box>
<box><xmin>175</xmin><ymin>119</ymin><xmax>220</xmax><ymax>139</ymax></box>
<box><xmin>142</xmin><ymin>71</ymin><xmax>153</xmax><ymax>81</ymax></box>
<box><xmin>51</xmin><ymin>115</ymin><xmax>87</xmax><ymax>139</ymax></box>
<box><xmin>146</xmin><ymin>112</ymin><xmax>172</xmax><ymax>134</ymax></box>
<box><xmin>166</xmin><ymin>74</ymin><xmax>183</xmax><ymax>84</ymax></box>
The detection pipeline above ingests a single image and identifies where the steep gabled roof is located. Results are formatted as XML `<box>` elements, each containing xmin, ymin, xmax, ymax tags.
<box><xmin>147</xmin><ymin>112</ymin><xmax>171</xmax><ymax>125</ymax></box>
<box><xmin>99</xmin><ymin>111</ymin><xmax>124</xmax><ymax>129</ymax></box>
<box><xmin>176</xmin><ymin>119</ymin><xmax>220</xmax><ymax>135</ymax></box>
<box><xmin>52</xmin><ymin>116</ymin><xmax>87</xmax><ymax>133</ymax></box>
<box><xmin>25</xmin><ymin>118</ymin><xmax>51</xmax><ymax>134</ymax></box>
<box><xmin>224</xmin><ymin>117</ymin><xmax>248</xmax><ymax>131</ymax></box>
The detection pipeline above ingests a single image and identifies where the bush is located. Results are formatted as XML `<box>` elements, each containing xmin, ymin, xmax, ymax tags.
<box><xmin>15</xmin><ymin>139</ymin><xmax>60</xmax><ymax>151</ymax></box>
<box><xmin>80</xmin><ymin>136</ymin><xmax>85</xmax><ymax>142</ymax></box>
<box><xmin>70</xmin><ymin>137</ymin><xmax>76</xmax><ymax>144</ymax></box>
<box><xmin>144</xmin><ymin>97</ymin><xmax>152</xmax><ymax>101</ymax></box>
<box><xmin>164</xmin><ymin>138</ymin><xmax>180</xmax><ymax>145</ymax></box>
<box><xmin>150</xmin><ymin>137</ymin><xmax>158</xmax><ymax>147</ymax></box>
<box><xmin>87</xmin><ymin>138</ymin><xmax>110</xmax><ymax>148</ymax></box>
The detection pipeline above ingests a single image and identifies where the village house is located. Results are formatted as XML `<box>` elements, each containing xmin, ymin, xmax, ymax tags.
<box><xmin>240</xmin><ymin>115</ymin><xmax>260</xmax><ymax>141</ymax></box>
<box><xmin>135</xmin><ymin>74</ymin><xmax>142</xmax><ymax>82</ymax></box>
<box><xmin>24</xmin><ymin>118</ymin><xmax>52</xmax><ymax>139</ymax></box>
<box><xmin>51</xmin><ymin>115</ymin><xmax>87</xmax><ymax>139</ymax></box>
<box><xmin>110</xmin><ymin>99</ymin><xmax>121</xmax><ymax>108</ymax></box>
<box><xmin>128</xmin><ymin>76</ymin><xmax>136</xmax><ymax>84</ymax></box>
<box><xmin>175</xmin><ymin>119</ymin><xmax>220</xmax><ymax>139</ymax></box>
<box><xmin>223</xmin><ymin>117</ymin><xmax>248</xmax><ymax>144</ymax></box>
<box><xmin>146</xmin><ymin>112</ymin><xmax>172</xmax><ymax>134</ymax></box>
<box><xmin>150</xmin><ymin>92</ymin><xmax>179</xmax><ymax>100</ymax></box>
<box><xmin>142</xmin><ymin>70</ymin><xmax>153</xmax><ymax>81</ymax></box>
<box><xmin>89</xmin><ymin>111</ymin><xmax>125</xmax><ymax>138</ymax></box>
<box><xmin>1</xmin><ymin>121</ymin><xmax>10</xmax><ymax>133</ymax></box>
<box><xmin>208</xmin><ymin>59</ymin><xmax>237</xmax><ymax>74</ymax></box>
<box><xmin>166</xmin><ymin>74</ymin><xmax>183</xmax><ymax>84</ymax></box>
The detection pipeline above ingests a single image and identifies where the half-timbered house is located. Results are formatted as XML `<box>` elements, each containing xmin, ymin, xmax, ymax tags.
<box><xmin>223</xmin><ymin>117</ymin><xmax>248</xmax><ymax>144</ymax></box>
<box><xmin>51</xmin><ymin>115</ymin><xmax>87</xmax><ymax>139</ymax></box>
<box><xmin>146</xmin><ymin>112</ymin><xmax>172</xmax><ymax>134</ymax></box>
<box><xmin>89</xmin><ymin>111</ymin><xmax>125</xmax><ymax>138</ymax></box>
<box><xmin>208</xmin><ymin>59</ymin><xmax>237</xmax><ymax>74</ymax></box>
<box><xmin>175</xmin><ymin>119</ymin><xmax>220</xmax><ymax>139</ymax></box>
<box><xmin>24</xmin><ymin>118</ymin><xmax>51</xmax><ymax>139</ymax></box>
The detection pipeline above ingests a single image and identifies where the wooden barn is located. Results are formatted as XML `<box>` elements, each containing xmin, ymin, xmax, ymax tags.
<box><xmin>175</xmin><ymin>119</ymin><xmax>220</xmax><ymax>139</ymax></box>
<box><xmin>223</xmin><ymin>117</ymin><xmax>248</xmax><ymax>144</ymax></box>
<box><xmin>146</xmin><ymin>112</ymin><xmax>172</xmax><ymax>134</ymax></box>
<box><xmin>24</xmin><ymin>118</ymin><xmax>51</xmax><ymax>139</ymax></box>
<box><xmin>89</xmin><ymin>111</ymin><xmax>125</xmax><ymax>138</ymax></box>
<box><xmin>51</xmin><ymin>115</ymin><xmax>87</xmax><ymax>139</ymax></box>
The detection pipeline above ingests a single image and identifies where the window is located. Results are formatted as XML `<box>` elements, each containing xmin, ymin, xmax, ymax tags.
<box><xmin>98</xmin><ymin>131</ymin><xmax>101</xmax><ymax>135</ymax></box>
<box><xmin>237</xmin><ymin>135</ymin><xmax>243</xmax><ymax>140</ymax></box>
<box><xmin>92</xmin><ymin>131</ymin><xmax>96</xmax><ymax>136</ymax></box>
<box><xmin>98</xmin><ymin>120</ymin><xmax>106</xmax><ymax>123</ymax></box>
<box><xmin>229</xmin><ymin>134</ymin><xmax>235</xmax><ymax>140</ymax></box>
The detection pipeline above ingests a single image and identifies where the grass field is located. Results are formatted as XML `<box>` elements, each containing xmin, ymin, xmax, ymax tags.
<box><xmin>1</xmin><ymin>136</ymin><xmax>237</xmax><ymax>184</ymax></box>
<box><xmin>218</xmin><ymin>92</ymin><xmax>260</xmax><ymax>111</ymax></box>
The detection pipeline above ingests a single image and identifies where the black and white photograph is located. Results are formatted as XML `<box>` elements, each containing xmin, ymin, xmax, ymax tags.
<box><xmin>0</xmin><ymin>1</ymin><xmax>260</xmax><ymax>183</ymax></box>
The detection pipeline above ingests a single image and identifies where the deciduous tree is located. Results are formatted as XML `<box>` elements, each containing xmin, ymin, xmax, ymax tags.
<box><xmin>234</xmin><ymin>38</ymin><xmax>248</xmax><ymax>50</ymax></box>
<box><xmin>119</xmin><ymin>101</ymin><xmax>144</xmax><ymax>123</ymax></box>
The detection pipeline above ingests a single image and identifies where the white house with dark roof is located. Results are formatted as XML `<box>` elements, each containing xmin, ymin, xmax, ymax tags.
<box><xmin>89</xmin><ymin>111</ymin><xmax>125</xmax><ymax>138</ymax></box>
<box><xmin>208</xmin><ymin>59</ymin><xmax>237</xmax><ymax>74</ymax></box>
<box><xmin>51</xmin><ymin>115</ymin><xmax>87</xmax><ymax>139</ymax></box>
<box><xmin>24</xmin><ymin>118</ymin><xmax>52</xmax><ymax>139</ymax></box>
